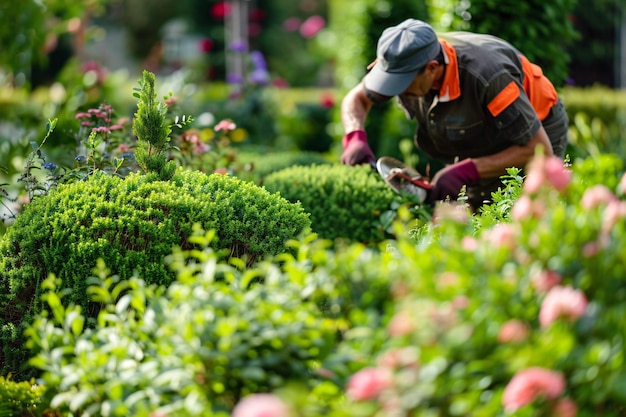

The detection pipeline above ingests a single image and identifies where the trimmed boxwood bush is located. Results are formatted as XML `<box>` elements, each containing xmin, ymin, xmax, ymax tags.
<box><xmin>262</xmin><ymin>164</ymin><xmax>396</xmax><ymax>243</ymax></box>
<box><xmin>236</xmin><ymin>150</ymin><xmax>331</xmax><ymax>184</ymax></box>
<box><xmin>0</xmin><ymin>169</ymin><xmax>310</xmax><ymax>378</ymax></box>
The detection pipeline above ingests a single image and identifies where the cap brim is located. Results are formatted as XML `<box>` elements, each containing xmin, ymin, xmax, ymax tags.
<box><xmin>363</xmin><ymin>65</ymin><xmax>418</xmax><ymax>97</ymax></box>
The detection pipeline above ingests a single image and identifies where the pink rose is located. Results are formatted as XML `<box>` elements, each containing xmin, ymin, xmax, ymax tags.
<box><xmin>531</xmin><ymin>269</ymin><xmax>562</xmax><ymax>293</ymax></box>
<box><xmin>232</xmin><ymin>394</ymin><xmax>290</xmax><ymax>417</ymax></box>
<box><xmin>523</xmin><ymin>154</ymin><xmax>546</xmax><ymax>193</ymax></box>
<box><xmin>299</xmin><ymin>15</ymin><xmax>325</xmax><ymax>38</ymax></box>
<box><xmin>387</xmin><ymin>310</ymin><xmax>414</xmax><ymax>337</ymax></box>
<box><xmin>581</xmin><ymin>185</ymin><xmax>617</xmax><ymax>209</ymax></box>
<box><xmin>502</xmin><ymin>367</ymin><xmax>566</xmax><ymax>412</ymax></box>
<box><xmin>346</xmin><ymin>367</ymin><xmax>393</xmax><ymax>401</ymax></box>
<box><xmin>545</xmin><ymin>156</ymin><xmax>571</xmax><ymax>191</ymax></box>
<box><xmin>214</xmin><ymin>119</ymin><xmax>237</xmax><ymax>131</ymax></box>
<box><xmin>552</xmin><ymin>397</ymin><xmax>578</xmax><ymax>417</ymax></box>
<box><xmin>485</xmin><ymin>223</ymin><xmax>516</xmax><ymax>249</ymax></box>
<box><xmin>512</xmin><ymin>195</ymin><xmax>545</xmax><ymax>220</ymax></box>
<box><xmin>511</xmin><ymin>195</ymin><xmax>533</xmax><ymax>220</ymax></box>
<box><xmin>602</xmin><ymin>201</ymin><xmax>626</xmax><ymax>234</ymax></box>
<box><xmin>539</xmin><ymin>286</ymin><xmax>588</xmax><ymax>328</ymax></box>
<box><xmin>376</xmin><ymin>346</ymin><xmax>419</xmax><ymax>369</ymax></box>
<box><xmin>461</xmin><ymin>236</ymin><xmax>478</xmax><ymax>251</ymax></box>
<box><xmin>497</xmin><ymin>319</ymin><xmax>530</xmax><ymax>344</ymax></box>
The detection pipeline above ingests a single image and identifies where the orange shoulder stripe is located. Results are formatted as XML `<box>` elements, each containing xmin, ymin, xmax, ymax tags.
<box><xmin>519</xmin><ymin>55</ymin><xmax>558</xmax><ymax>120</ymax></box>
<box><xmin>487</xmin><ymin>81</ymin><xmax>520</xmax><ymax>117</ymax></box>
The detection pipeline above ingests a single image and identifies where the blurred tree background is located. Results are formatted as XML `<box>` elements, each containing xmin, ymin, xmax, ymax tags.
<box><xmin>0</xmin><ymin>0</ymin><xmax>622</xmax><ymax>91</ymax></box>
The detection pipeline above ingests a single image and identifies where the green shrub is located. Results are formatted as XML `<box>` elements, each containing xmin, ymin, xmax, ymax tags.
<box><xmin>26</xmin><ymin>237</ymin><xmax>338</xmax><ymax>416</ymax></box>
<box><xmin>560</xmin><ymin>86</ymin><xmax>626</xmax><ymax>158</ymax></box>
<box><xmin>0</xmin><ymin>169</ymin><xmax>310</xmax><ymax>378</ymax></box>
<box><xmin>262</xmin><ymin>164</ymin><xmax>396</xmax><ymax>243</ymax></box>
<box><xmin>0</xmin><ymin>375</ymin><xmax>44</xmax><ymax>417</ymax></box>
<box><xmin>236</xmin><ymin>150</ymin><xmax>331</xmax><ymax>184</ymax></box>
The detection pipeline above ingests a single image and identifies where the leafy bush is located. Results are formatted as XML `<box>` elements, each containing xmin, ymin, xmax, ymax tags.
<box><xmin>262</xmin><ymin>164</ymin><xmax>396</xmax><ymax>243</ymax></box>
<box><xmin>0</xmin><ymin>375</ymin><xmax>44</xmax><ymax>417</ymax></box>
<box><xmin>26</xmin><ymin>235</ymin><xmax>338</xmax><ymax>416</ymax></box>
<box><xmin>236</xmin><ymin>150</ymin><xmax>331</xmax><ymax>184</ymax></box>
<box><xmin>0</xmin><ymin>169</ymin><xmax>310</xmax><ymax>378</ymax></box>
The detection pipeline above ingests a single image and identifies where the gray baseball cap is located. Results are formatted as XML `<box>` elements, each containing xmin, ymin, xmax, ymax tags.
<box><xmin>364</xmin><ymin>19</ymin><xmax>440</xmax><ymax>97</ymax></box>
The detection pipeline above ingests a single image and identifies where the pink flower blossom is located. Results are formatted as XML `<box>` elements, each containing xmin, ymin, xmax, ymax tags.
<box><xmin>552</xmin><ymin>397</ymin><xmax>578</xmax><ymax>417</ymax></box>
<box><xmin>299</xmin><ymin>15</ymin><xmax>325</xmax><ymax>38</ymax></box>
<box><xmin>581</xmin><ymin>185</ymin><xmax>617</xmax><ymax>210</ymax></box>
<box><xmin>502</xmin><ymin>367</ymin><xmax>566</xmax><ymax>412</ymax></box>
<box><xmin>387</xmin><ymin>310</ymin><xmax>414</xmax><ymax>337</ymax></box>
<box><xmin>523</xmin><ymin>155</ymin><xmax>570</xmax><ymax>193</ymax></box>
<box><xmin>376</xmin><ymin>347</ymin><xmax>419</xmax><ymax>369</ymax></box>
<box><xmin>163</xmin><ymin>96</ymin><xmax>178</xmax><ymax>107</ymax></box>
<box><xmin>214</xmin><ymin>119</ymin><xmax>236</xmax><ymax>132</ymax></box>
<box><xmin>539</xmin><ymin>286</ymin><xmax>588</xmax><ymax>328</ymax></box>
<box><xmin>545</xmin><ymin>156</ymin><xmax>571</xmax><ymax>191</ymax></box>
<box><xmin>531</xmin><ymin>269</ymin><xmax>562</xmax><ymax>293</ymax></box>
<box><xmin>497</xmin><ymin>319</ymin><xmax>530</xmax><ymax>344</ymax></box>
<box><xmin>346</xmin><ymin>367</ymin><xmax>393</xmax><ymax>401</ymax></box>
<box><xmin>582</xmin><ymin>241</ymin><xmax>601</xmax><ymax>257</ymax></box>
<box><xmin>602</xmin><ymin>200</ymin><xmax>626</xmax><ymax>234</ymax></box>
<box><xmin>485</xmin><ymin>223</ymin><xmax>516</xmax><ymax>249</ymax></box>
<box><xmin>283</xmin><ymin>17</ymin><xmax>301</xmax><ymax>32</ymax></box>
<box><xmin>461</xmin><ymin>236</ymin><xmax>478</xmax><ymax>251</ymax></box>
<box><xmin>511</xmin><ymin>195</ymin><xmax>545</xmax><ymax>220</ymax></box>
<box><xmin>231</xmin><ymin>394</ymin><xmax>290</xmax><ymax>417</ymax></box>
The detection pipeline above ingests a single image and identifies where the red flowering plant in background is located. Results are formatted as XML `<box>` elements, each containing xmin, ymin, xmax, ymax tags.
<box><xmin>169</xmin><ymin>116</ymin><xmax>246</xmax><ymax>175</ymax></box>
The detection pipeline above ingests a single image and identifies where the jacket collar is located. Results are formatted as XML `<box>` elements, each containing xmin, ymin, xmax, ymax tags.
<box><xmin>438</xmin><ymin>40</ymin><xmax>461</xmax><ymax>102</ymax></box>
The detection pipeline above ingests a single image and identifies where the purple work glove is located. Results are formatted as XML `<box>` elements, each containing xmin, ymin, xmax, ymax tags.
<box><xmin>341</xmin><ymin>130</ymin><xmax>376</xmax><ymax>166</ymax></box>
<box><xmin>429</xmin><ymin>158</ymin><xmax>480</xmax><ymax>202</ymax></box>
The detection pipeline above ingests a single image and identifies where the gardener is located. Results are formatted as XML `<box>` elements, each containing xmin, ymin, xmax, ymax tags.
<box><xmin>340</xmin><ymin>18</ymin><xmax>569</xmax><ymax>208</ymax></box>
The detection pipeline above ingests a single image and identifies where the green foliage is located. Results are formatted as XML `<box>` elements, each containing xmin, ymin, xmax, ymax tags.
<box><xmin>0</xmin><ymin>169</ymin><xmax>310</xmax><ymax>378</ymax></box>
<box><xmin>275</xmin><ymin>103</ymin><xmax>334</xmax><ymax>153</ymax></box>
<box><xmin>132</xmin><ymin>70</ymin><xmax>177</xmax><ymax>181</ymax></box>
<box><xmin>464</xmin><ymin>0</ymin><xmax>578</xmax><ymax>87</ymax></box>
<box><xmin>0</xmin><ymin>0</ymin><xmax>110</xmax><ymax>86</ymax></box>
<box><xmin>236</xmin><ymin>150</ymin><xmax>331</xmax><ymax>184</ymax></box>
<box><xmin>471</xmin><ymin>167</ymin><xmax>525</xmax><ymax>232</ymax></box>
<box><xmin>560</xmin><ymin>86</ymin><xmax>626</xmax><ymax>158</ymax></box>
<box><xmin>8</xmin><ymin>152</ymin><xmax>626</xmax><ymax>416</ymax></box>
<box><xmin>0</xmin><ymin>375</ymin><xmax>44</xmax><ymax>417</ymax></box>
<box><xmin>262</xmin><ymin>164</ymin><xmax>396</xmax><ymax>243</ymax></box>
<box><xmin>26</xmin><ymin>240</ymin><xmax>337</xmax><ymax>416</ymax></box>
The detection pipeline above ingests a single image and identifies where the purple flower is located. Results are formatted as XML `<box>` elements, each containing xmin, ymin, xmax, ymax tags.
<box><xmin>43</xmin><ymin>162</ymin><xmax>57</xmax><ymax>170</ymax></box>
<box><xmin>230</xmin><ymin>40</ymin><xmax>247</xmax><ymax>52</ymax></box>
<box><xmin>226</xmin><ymin>73</ymin><xmax>244</xmax><ymax>84</ymax></box>
<box><xmin>249</xmin><ymin>68</ymin><xmax>270</xmax><ymax>85</ymax></box>
<box><xmin>250</xmin><ymin>50</ymin><xmax>267</xmax><ymax>70</ymax></box>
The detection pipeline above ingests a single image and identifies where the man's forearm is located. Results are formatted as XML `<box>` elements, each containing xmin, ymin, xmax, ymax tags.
<box><xmin>472</xmin><ymin>127</ymin><xmax>554</xmax><ymax>178</ymax></box>
<box><xmin>341</xmin><ymin>83</ymin><xmax>373</xmax><ymax>132</ymax></box>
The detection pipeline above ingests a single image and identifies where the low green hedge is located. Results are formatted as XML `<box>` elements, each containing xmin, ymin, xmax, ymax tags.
<box><xmin>236</xmin><ymin>150</ymin><xmax>332</xmax><ymax>184</ymax></box>
<box><xmin>262</xmin><ymin>163</ymin><xmax>397</xmax><ymax>243</ymax></box>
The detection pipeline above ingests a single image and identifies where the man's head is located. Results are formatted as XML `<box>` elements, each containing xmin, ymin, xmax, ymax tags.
<box><xmin>364</xmin><ymin>19</ymin><xmax>441</xmax><ymax>97</ymax></box>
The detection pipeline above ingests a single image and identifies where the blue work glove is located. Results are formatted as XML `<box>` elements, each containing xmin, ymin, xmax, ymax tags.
<box><xmin>429</xmin><ymin>158</ymin><xmax>480</xmax><ymax>202</ymax></box>
<box><xmin>341</xmin><ymin>130</ymin><xmax>376</xmax><ymax>166</ymax></box>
